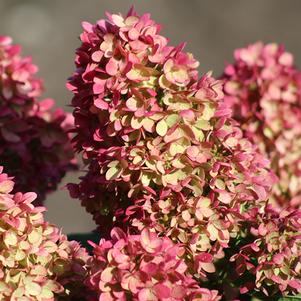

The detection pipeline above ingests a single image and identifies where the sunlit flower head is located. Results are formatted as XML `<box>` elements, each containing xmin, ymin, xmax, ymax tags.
<box><xmin>68</xmin><ymin>9</ymin><xmax>275</xmax><ymax>237</ymax></box>
<box><xmin>222</xmin><ymin>42</ymin><xmax>301</xmax><ymax>208</ymax></box>
<box><xmin>0</xmin><ymin>166</ymin><xmax>90</xmax><ymax>301</ymax></box>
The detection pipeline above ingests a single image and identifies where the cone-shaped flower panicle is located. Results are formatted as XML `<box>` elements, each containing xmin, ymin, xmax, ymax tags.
<box><xmin>86</xmin><ymin>227</ymin><xmax>221</xmax><ymax>301</ymax></box>
<box><xmin>68</xmin><ymin>9</ymin><xmax>275</xmax><ymax>240</ymax></box>
<box><xmin>222</xmin><ymin>42</ymin><xmax>301</xmax><ymax>208</ymax></box>
<box><xmin>0</xmin><ymin>166</ymin><xmax>90</xmax><ymax>300</ymax></box>
<box><xmin>0</xmin><ymin>36</ymin><xmax>76</xmax><ymax>204</ymax></box>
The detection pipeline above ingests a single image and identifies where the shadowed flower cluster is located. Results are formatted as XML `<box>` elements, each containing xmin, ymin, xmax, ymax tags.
<box><xmin>222</xmin><ymin>42</ymin><xmax>301</xmax><ymax>208</ymax></box>
<box><xmin>86</xmin><ymin>227</ymin><xmax>220</xmax><ymax>301</ymax></box>
<box><xmin>0</xmin><ymin>36</ymin><xmax>76</xmax><ymax>204</ymax></box>
<box><xmin>0</xmin><ymin>166</ymin><xmax>90</xmax><ymax>300</ymax></box>
<box><xmin>230</xmin><ymin>205</ymin><xmax>301</xmax><ymax>297</ymax></box>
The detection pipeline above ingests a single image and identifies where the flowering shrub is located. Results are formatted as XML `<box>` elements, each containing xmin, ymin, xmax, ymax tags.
<box><xmin>222</xmin><ymin>42</ymin><xmax>301</xmax><ymax>208</ymax></box>
<box><xmin>0</xmin><ymin>166</ymin><xmax>90</xmax><ymax>300</ymax></box>
<box><xmin>86</xmin><ymin>227</ymin><xmax>220</xmax><ymax>301</ymax></box>
<box><xmin>1</xmin><ymin>6</ymin><xmax>301</xmax><ymax>301</ymax></box>
<box><xmin>0</xmin><ymin>36</ymin><xmax>76</xmax><ymax>204</ymax></box>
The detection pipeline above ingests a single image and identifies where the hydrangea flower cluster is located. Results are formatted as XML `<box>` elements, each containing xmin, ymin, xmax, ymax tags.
<box><xmin>86</xmin><ymin>227</ymin><xmax>220</xmax><ymax>301</ymax></box>
<box><xmin>0</xmin><ymin>36</ymin><xmax>42</xmax><ymax>110</ymax></box>
<box><xmin>67</xmin><ymin>9</ymin><xmax>274</xmax><ymax>234</ymax></box>
<box><xmin>0</xmin><ymin>36</ymin><xmax>76</xmax><ymax>204</ymax></box>
<box><xmin>230</xmin><ymin>205</ymin><xmax>301</xmax><ymax>297</ymax></box>
<box><xmin>66</xmin><ymin>8</ymin><xmax>202</xmax><ymax>229</ymax></box>
<box><xmin>221</xmin><ymin>42</ymin><xmax>301</xmax><ymax>207</ymax></box>
<box><xmin>0</xmin><ymin>166</ymin><xmax>90</xmax><ymax>301</ymax></box>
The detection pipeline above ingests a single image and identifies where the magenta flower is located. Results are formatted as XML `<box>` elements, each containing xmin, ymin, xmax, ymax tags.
<box><xmin>222</xmin><ymin>42</ymin><xmax>301</xmax><ymax>208</ymax></box>
<box><xmin>0</xmin><ymin>36</ymin><xmax>76</xmax><ymax>204</ymax></box>
<box><xmin>86</xmin><ymin>227</ymin><xmax>220</xmax><ymax>301</ymax></box>
<box><xmin>0</xmin><ymin>166</ymin><xmax>90</xmax><ymax>300</ymax></box>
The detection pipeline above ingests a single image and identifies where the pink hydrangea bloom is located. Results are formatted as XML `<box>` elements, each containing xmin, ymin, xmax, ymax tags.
<box><xmin>230</xmin><ymin>205</ymin><xmax>301</xmax><ymax>297</ymax></box>
<box><xmin>222</xmin><ymin>42</ymin><xmax>301</xmax><ymax>207</ymax></box>
<box><xmin>123</xmin><ymin>89</ymin><xmax>276</xmax><ymax>271</ymax></box>
<box><xmin>0</xmin><ymin>166</ymin><xmax>90</xmax><ymax>300</ymax></box>
<box><xmin>68</xmin><ymin>9</ymin><xmax>275</xmax><ymax>237</ymax></box>
<box><xmin>86</xmin><ymin>227</ymin><xmax>221</xmax><ymax>301</ymax></box>
<box><xmin>0</xmin><ymin>36</ymin><xmax>76</xmax><ymax>204</ymax></box>
<box><xmin>0</xmin><ymin>36</ymin><xmax>42</xmax><ymax>110</ymax></box>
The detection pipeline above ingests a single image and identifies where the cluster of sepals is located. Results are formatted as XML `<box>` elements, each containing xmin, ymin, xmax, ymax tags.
<box><xmin>222</xmin><ymin>42</ymin><xmax>301</xmax><ymax>208</ymax></box>
<box><xmin>0</xmin><ymin>166</ymin><xmax>90</xmax><ymax>300</ymax></box>
<box><xmin>231</xmin><ymin>204</ymin><xmax>301</xmax><ymax>296</ymax></box>
<box><xmin>67</xmin><ymin>7</ymin><xmax>301</xmax><ymax>300</ymax></box>
<box><xmin>0</xmin><ymin>36</ymin><xmax>76</xmax><ymax>204</ymax></box>
<box><xmin>86</xmin><ymin>227</ymin><xmax>220</xmax><ymax>301</ymax></box>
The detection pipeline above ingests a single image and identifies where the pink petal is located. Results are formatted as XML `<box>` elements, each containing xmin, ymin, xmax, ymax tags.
<box><xmin>92</xmin><ymin>51</ymin><xmax>103</xmax><ymax>62</ymax></box>
<box><xmin>99</xmin><ymin>292</ymin><xmax>114</xmax><ymax>301</ymax></box>
<box><xmin>81</xmin><ymin>21</ymin><xmax>93</xmax><ymax>32</ymax></box>
<box><xmin>141</xmin><ymin>228</ymin><xmax>162</xmax><ymax>253</ymax></box>
<box><xmin>106</xmin><ymin>58</ymin><xmax>119</xmax><ymax>76</ymax></box>
<box><xmin>154</xmin><ymin>283</ymin><xmax>171</xmax><ymax>299</ymax></box>
<box><xmin>171</xmin><ymin>285</ymin><xmax>185</xmax><ymax>299</ymax></box>
<box><xmin>94</xmin><ymin>98</ymin><xmax>109</xmax><ymax>110</ymax></box>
